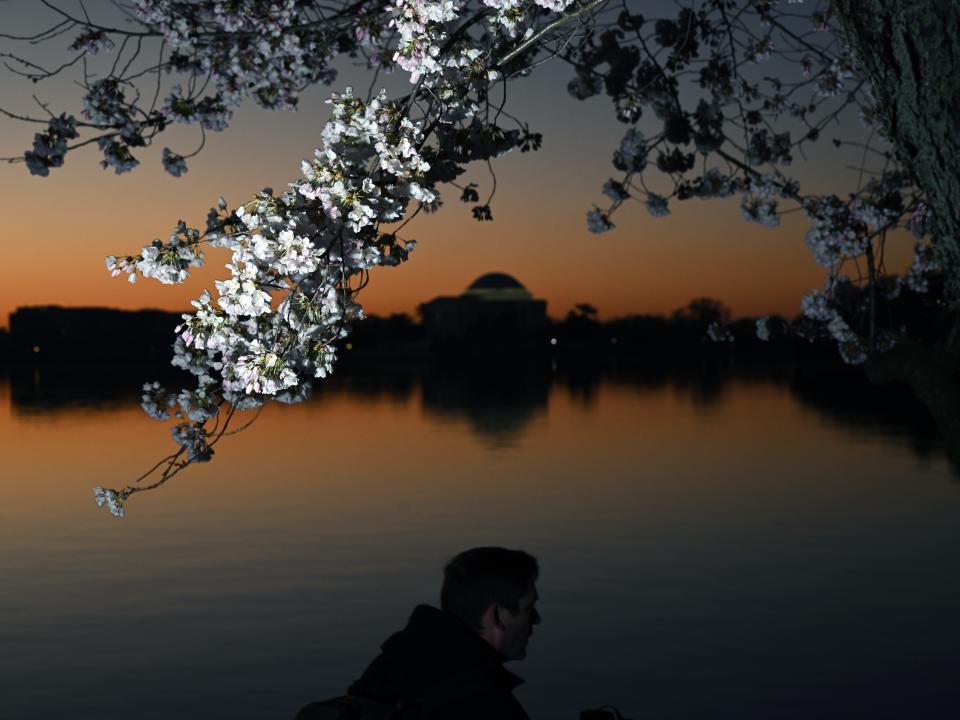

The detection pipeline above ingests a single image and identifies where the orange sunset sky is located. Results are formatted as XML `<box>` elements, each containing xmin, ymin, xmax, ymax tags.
<box><xmin>0</xmin><ymin>3</ymin><xmax>900</xmax><ymax>330</ymax></box>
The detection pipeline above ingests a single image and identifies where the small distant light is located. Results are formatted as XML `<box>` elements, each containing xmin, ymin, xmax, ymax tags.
<box><xmin>345</xmin><ymin>342</ymin><xmax>353</xmax><ymax>350</ymax></box>
<box><xmin>610</xmin><ymin>337</ymin><xmax>618</xmax><ymax>345</ymax></box>
<box><xmin>549</xmin><ymin>338</ymin><xmax>557</xmax><ymax>346</ymax></box>
<box><xmin>32</xmin><ymin>345</ymin><xmax>40</xmax><ymax>353</ymax></box>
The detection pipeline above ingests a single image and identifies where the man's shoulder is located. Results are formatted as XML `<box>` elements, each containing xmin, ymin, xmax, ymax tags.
<box><xmin>349</xmin><ymin>605</ymin><xmax>529</xmax><ymax>720</ymax></box>
<box><xmin>416</xmin><ymin>677</ymin><xmax>530</xmax><ymax>720</ymax></box>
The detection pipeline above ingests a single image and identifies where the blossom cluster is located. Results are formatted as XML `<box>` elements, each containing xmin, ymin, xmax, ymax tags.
<box><xmin>82</xmin><ymin>79</ymin><xmax>133</xmax><ymax>127</ymax></box>
<box><xmin>802</xmin><ymin>195</ymin><xmax>867</xmax><ymax>268</ymax></box>
<box><xmin>162</xmin><ymin>148</ymin><xmax>189</xmax><ymax>177</ymax></box>
<box><xmin>107</xmin><ymin>235</ymin><xmax>204</xmax><ymax>286</ymax></box>
<box><xmin>109</xmin><ymin>87</ymin><xmax>430</xmax><ymax>425</ymax></box>
<box><xmin>97</xmin><ymin>137</ymin><xmax>141</xmax><ymax>174</ymax></box>
<box><xmin>24</xmin><ymin>114</ymin><xmax>79</xmax><ymax>176</ymax></box>
<box><xmin>95</xmin><ymin>81</ymin><xmax>443</xmax><ymax>515</ymax></box>
<box><xmin>94</xmin><ymin>486</ymin><xmax>130</xmax><ymax>518</ymax></box>
<box><xmin>707</xmin><ymin>321</ymin><xmax>733</xmax><ymax>343</ymax></box>
<box><xmin>135</xmin><ymin>0</ymin><xmax>332</xmax><ymax>112</ymax></box>
<box><xmin>800</xmin><ymin>289</ymin><xmax>868</xmax><ymax>364</ymax></box>
<box><xmin>586</xmin><ymin>208</ymin><xmax>614</xmax><ymax>232</ymax></box>
<box><xmin>69</xmin><ymin>29</ymin><xmax>116</xmax><ymax>55</ymax></box>
<box><xmin>740</xmin><ymin>174</ymin><xmax>795</xmax><ymax>229</ymax></box>
<box><xmin>388</xmin><ymin>0</ymin><xmax>577</xmax><ymax>85</ymax></box>
<box><xmin>901</xmin><ymin>242</ymin><xmax>939</xmax><ymax>295</ymax></box>
<box><xmin>171</xmin><ymin>423</ymin><xmax>214</xmax><ymax>462</ymax></box>
<box><xmin>391</xmin><ymin>0</ymin><xmax>460</xmax><ymax>82</ymax></box>
<box><xmin>613</xmin><ymin>128</ymin><xmax>647</xmax><ymax>173</ymax></box>
<box><xmin>482</xmin><ymin>0</ymin><xmax>574</xmax><ymax>36</ymax></box>
<box><xmin>755</xmin><ymin>316</ymin><xmax>771</xmax><ymax>342</ymax></box>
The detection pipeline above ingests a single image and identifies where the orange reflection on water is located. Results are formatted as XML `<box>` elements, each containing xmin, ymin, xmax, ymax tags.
<box><xmin>2</xmin><ymin>372</ymin><xmax>952</xmax><ymax>553</ymax></box>
<box><xmin>2</xmin><ymin>371</ymin><xmax>958</xmax><ymax>714</ymax></box>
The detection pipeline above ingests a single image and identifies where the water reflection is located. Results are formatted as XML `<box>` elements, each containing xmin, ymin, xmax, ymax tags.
<box><xmin>790</xmin><ymin>371</ymin><xmax>949</xmax><ymax>470</ymax></box>
<box><xmin>4</xmin><ymin>360</ymin><xmax>949</xmax><ymax>471</ymax></box>
<box><xmin>4</xmin><ymin>363</ymin><xmax>202</xmax><ymax>415</ymax></box>
<box><xmin>419</xmin><ymin>365</ymin><xmax>550</xmax><ymax>450</ymax></box>
<box><xmin>1</xmin><ymin>364</ymin><xmax>959</xmax><ymax>720</ymax></box>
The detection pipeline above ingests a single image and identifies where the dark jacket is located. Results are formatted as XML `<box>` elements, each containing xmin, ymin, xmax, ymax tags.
<box><xmin>348</xmin><ymin>604</ymin><xmax>530</xmax><ymax>720</ymax></box>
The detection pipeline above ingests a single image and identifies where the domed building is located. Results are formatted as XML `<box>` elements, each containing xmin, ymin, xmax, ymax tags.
<box><xmin>419</xmin><ymin>272</ymin><xmax>547</xmax><ymax>343</ymax></box>
<box><xmin>463</xmin><ymin>272</ymin><xmax>533</xmax><ymax>300</ymax></box>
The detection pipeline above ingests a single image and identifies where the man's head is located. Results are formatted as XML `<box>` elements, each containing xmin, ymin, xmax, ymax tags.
<box><xmin>441</xmin><ymin>547</ymin><xmax>541</xmax><ymax>661</ymax></box>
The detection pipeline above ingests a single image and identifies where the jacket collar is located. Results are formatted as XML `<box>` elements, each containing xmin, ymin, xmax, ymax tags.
<box><xmin>389</xmin><ymin>604</ymin><xmax>525</xmax><ymax>690</ymax></box>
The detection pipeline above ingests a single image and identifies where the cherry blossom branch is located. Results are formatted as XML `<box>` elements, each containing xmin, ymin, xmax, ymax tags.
<box><xmin>496</xmin><ymin>0</ymin><xmax>611</xmax><ymax>69</ymax></box>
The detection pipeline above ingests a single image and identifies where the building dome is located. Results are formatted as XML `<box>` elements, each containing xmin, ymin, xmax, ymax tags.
<box><xmin>466</xmin><ymin>272</ymin><xmax>527</xmax><ymax>292</ymax></box>
<box><xmin>463</xmin><ymin>273</ymin><xmax>532</xmax><ymax>300</ymax></box>
<box><xmin>420</xmin><ymin>271</ymin><xmax>547</xmax><ymax>340</ymax></box>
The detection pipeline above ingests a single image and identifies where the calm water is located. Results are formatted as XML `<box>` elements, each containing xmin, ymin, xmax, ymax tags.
<box><xmin>0</xmin><ymin>366</ymin><xmax>958</xmax><ymax>719</ymax></box>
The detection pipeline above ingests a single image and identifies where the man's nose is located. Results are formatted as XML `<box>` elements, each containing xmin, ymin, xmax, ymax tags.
<box><xmin>532</xmin><ymin>607</ymin><xmax>541</xmax><ymax>625</ymax></box>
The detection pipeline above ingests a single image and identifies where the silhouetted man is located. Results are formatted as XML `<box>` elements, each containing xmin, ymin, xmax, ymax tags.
<box><xmin>346</xmin><ymin>546</ymin><xmax>541</xmax><ymax>719</ymax></box>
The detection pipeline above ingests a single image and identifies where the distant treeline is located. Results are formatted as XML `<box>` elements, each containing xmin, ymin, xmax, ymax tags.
<box><xmin>0</xmin><ymin>300</ymin><xmax>837</xmax><ymax>371</ymax></box>
<box><xmin>0</xmin><ymin>306</ymin><xmax>186</xmax><ymax>365</ymax></box>
<box><xmin>346</xmin><ymin>298</ymin><xmax>827</xmax><ymax>371</ymax></box>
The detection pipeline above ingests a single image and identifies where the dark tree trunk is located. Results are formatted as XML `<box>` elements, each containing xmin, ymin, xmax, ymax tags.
<box><xmin>834</xmin><ymin>0</ymin><xmax>960</xmax><ymax>303</ymax></box>
<box><xmin>834</xmin><ymin>1</ymin><xmax>960</xmax><ymax>466</ymax></box>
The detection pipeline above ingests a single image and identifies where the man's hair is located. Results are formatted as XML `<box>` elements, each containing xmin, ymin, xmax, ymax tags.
<box><xmin>440</xmin><ymin>547</ymin><xmax>539</xmax><ymax>630</ymax></box>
